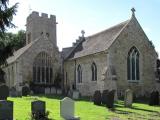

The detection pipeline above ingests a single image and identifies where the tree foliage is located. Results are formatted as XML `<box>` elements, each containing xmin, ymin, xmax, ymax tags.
<box><xmin>0</xmin><ymin>0</ymin><xmax>18</xmax><ymax>83</ymax></box>
<box><xmin>0</xmin><ymin>0</ymin><xmax>18</xmax><ymax>37</ymax></box>
<box><xmin>0</xmin><ymin>30</ymin><xmax>26</xmax><ymax>66</ymax></box>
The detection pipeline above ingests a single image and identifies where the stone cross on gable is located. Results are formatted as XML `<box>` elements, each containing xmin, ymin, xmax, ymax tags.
<box><xmin>81</xmin><ymin>30</ymin><xmax>85</xmax><ymax>37</ymax></box>
<box><xmin>131</xmin><ymin>7</ymin><xmax>136</xmax><ymax>16</ymax></box>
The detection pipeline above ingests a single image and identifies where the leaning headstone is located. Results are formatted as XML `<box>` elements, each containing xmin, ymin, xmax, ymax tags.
<box><xmin>124</xmin><ymin>89</ymin><xmax>133</xmax><ymax>107</ymax></box>
<box><xmin>93</xmin><ymin>90</ymin><xmax>102</xmax><ymax>105</ymax></box>
<box><xmin>102</xmin><ymin>90</ymin><xmax>108</xmax><ymax>104</ymax></box>
<box><xmin>31</xmin><ymin>100</ymin><xmax>46</xmax><ymax>119</ymax></box>
<box><xmin>0</xmin><ymin>84</ymin><xmax>9</xmax><ymax>100</ymax></box>
<box><xmin>106</xmin><ymin>90</ymin><xmax>115</xmax><ymax>108</ymax></box>
<box><xmin>0</xmin><ymin>100</ymin><xmax>13</xmax><ymax>120</ymax></box>
<box><xmin>22</xmin><ymin>86</ymin><xmax>30</xmax><ymax>96</ymax></box>
<box><xmin>60</xmin><ymin>97</ymin><xmax>80</xmax><ymax>120</ymax></box>
<box><xmin>72</xmin><ymin>90</ymin><xmax>80</xmax><ymax>100</ymax></box>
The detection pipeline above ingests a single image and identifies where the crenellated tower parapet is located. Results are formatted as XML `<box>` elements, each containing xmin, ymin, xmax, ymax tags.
<box><xmin>26</xmin><ymin>11</ymin><xmax>57</xmax><ymax>46</ymax></box>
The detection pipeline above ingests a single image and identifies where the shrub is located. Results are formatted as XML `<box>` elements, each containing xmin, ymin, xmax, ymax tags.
<box><xmin>31</xmin><ymin>111</ymin><xmax>52</xmax><ymax>120</ymax></box>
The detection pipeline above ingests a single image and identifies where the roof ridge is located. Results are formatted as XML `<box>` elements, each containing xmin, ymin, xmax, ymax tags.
<box><xmin>7</xmin><ymin>36</ymin><xmax>42</xmax><ymax>64</ymax></box>
<box><xmin>87</xmin><ymin>19</ymin><xmax>130</xmax><ymax>39</ymax></box>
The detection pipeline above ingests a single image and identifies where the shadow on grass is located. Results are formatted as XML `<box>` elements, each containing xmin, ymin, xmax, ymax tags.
<box><xmin>131</xmin><ymin>106</ymin><xmax>160</xmax><ymax>113</ymax></box>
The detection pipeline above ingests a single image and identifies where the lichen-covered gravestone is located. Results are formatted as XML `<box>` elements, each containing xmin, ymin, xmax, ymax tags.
<box><xmin>124</xmin><ymin>89</ymin><xmax>133</xmax><ymax>107</ymax></box>
<box><xmin>0</xmin><ymin>84</ymin><xmax>9</xmax><ymax>100</ymax></box>
<box><xmin>0</xmin><ymin>100</ymin><xmax>13</xmax><ymax>120</ymax></box>
<box><xmin>60</xmin><ymin>97</ymin><xmax>80</xmax><ymax>120</ymax></box>
<box><xmin>31</xmin><ymin>100</ymin><xmax>46</xmax><ymax>119</ymax></box>
<box><xmin>106</xmin><ymin>90</ymin><xmax>115</xmax><ymax>108</ymax></box>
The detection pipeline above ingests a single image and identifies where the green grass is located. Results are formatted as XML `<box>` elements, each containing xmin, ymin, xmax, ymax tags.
<box><xmin>8</xmin><ymin>95</ymin><xmax>160</xmax><ymax>120</ymax></box>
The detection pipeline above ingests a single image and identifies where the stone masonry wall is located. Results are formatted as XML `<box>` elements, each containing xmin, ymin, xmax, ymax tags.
<box><xmin>64</xmin><ymin>52</ymin><xmax>107</xmax><ymax>96</ymax></box>
<box><xmin>108</xmin><ymin>16</ymin><xmax>157</xmax><ymax>97</ymax></box>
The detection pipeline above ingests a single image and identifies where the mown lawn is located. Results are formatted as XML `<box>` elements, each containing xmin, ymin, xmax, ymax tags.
<box><xmin>8</xmin><ymin>95</ymin><xmax>160</xmax><ymax>120</ymax></box>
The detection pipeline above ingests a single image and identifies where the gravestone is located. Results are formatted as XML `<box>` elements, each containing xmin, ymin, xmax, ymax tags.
<box><xmin>72</xmin><ymin>90</ymin><xmax>79</xmax><ymax>100</ymax></box>
<box><xmin>31</xmin><ymin>100</ymin><xmax>46</xmax><ymax>119</ymax></box>
<box><xmin>106</xmin><ymin>90</ymin><xmax>115</xmax><ymax>108</ymax></box>
<box><xmin>57</xmin><ymin>89</ymin><xmax>62</xmax><ymax>95</ymax></box>
<box><xmin>155</xmin><ymin>91</ymin><xmax>159</xmax><ymax>105</ymax></box>
<box><xmin>93</xmin><ymin>90</ymin><xmax>102</xmax><ymax>105</ymax></box>
<box><xmin>51</xmin><ymin>87</ymin><xmax>56</xmax><ymax>94</ymax></box>
<box><xmin>124</xmin><ymin>89</ymin><xmax>133</xmax><ymax>107</ymax></box>
<box><xmin>45</xmin><ymin>87</ymin><xmax>50</xmax><ymax>94</ymax></box>
<box><xmin>149</xmin><ymin>91</ymin><xmax>159</xmax><ymax>105</ymax></box>
<box><xmin>0</xmin><ymin>84</ymin><xmax>9</xmax><ymax>100</ymax></box>
<box><xmin>22</xmin><ymin>86</ymin><xmax>30</xmax><ymax>96</ymax></box>
<box><xmin>60</xmin><ymin>97</ymin><xmax>80</xmax><ymax>120</ymax></box>
<box><xmin>10</xmin><ymin>87</ymin><xmax>17</xmax><ymax>97</ymax></box>
<box><xmin>0</xmin><ymin>100</ymin><xmax>13</xmax><ymax>120</ymax></box>
<box><xmin>102</xmin><ymin>90</ymin><xmax>108</xmax><ymax>104</ymax></box>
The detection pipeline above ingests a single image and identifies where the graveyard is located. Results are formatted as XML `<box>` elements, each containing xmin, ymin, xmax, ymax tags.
<box><xmin>3</xmin><ymin>95</ymin><xmax>159</xmax><ymax>120</ymax></box>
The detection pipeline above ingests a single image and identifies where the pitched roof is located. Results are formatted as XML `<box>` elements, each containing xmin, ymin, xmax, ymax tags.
<box><xmin>67</xmin><ymin>19</ymin><xmax>130</xmax><ymax>59</ymax></box>
<box><xmin>7</xmin><ymin>37</ymin><xmax>40</xmax><ymax>64</ymax></box>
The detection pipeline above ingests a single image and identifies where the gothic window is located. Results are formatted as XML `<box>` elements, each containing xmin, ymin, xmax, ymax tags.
<box><xmin>77</xmin><ymin>65</ymin><xmax>82</xmax><ymax>83</ymax></box>
<box><xmin>91</xmin><ymin>62</ymin><xmax>97</xmax><ymax>81</ymax></box>
<box><xmin>127</xmin><ymin>46</ymin><xmax>140</xmax><ymax>81</ymax></box>
<box><xmin>33</xmin><ymin>52</ymin><xmax>53</xmax><ymax>84</ymax></box>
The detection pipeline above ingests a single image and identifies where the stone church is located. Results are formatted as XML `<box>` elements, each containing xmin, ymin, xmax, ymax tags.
<box><xmin>3</xmin><ymin>8</ymin><xmax>159</xmax><ymax>97</ymax></box>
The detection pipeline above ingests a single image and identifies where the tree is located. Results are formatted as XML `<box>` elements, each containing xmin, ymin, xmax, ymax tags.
<box><xmin>0</xmin><ymin>0</ymin><xmax>18</xmax><ymax>37</ymax></box>
<box><xmin>0</xmin><ymin>30</ymin><xmax>25</xmax><ymax>66</ymax></box>
<box><xmin>0</xmin><ymin>0</ymin><xmax>18</xmax><ymax>83</ymax></box>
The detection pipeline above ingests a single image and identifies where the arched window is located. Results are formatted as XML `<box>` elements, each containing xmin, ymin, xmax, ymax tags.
<box><xmin>127</xmin><ymin>47</ymin><xmax>140</xmax><ymax>81</ymax></box>
<box><xmin>77</xmin><ymin>65</ymin><xmax>82</xmax><ymax>83</ymax></box>
<box><xmin>33</xmin><ymin>52</ymin><xmax>53</xmax><ymax>84</ymax></box>
<box><xmin>91</xmin><ymin>62</ymin><xmax>97</xmax><ymax>81</ymax></box>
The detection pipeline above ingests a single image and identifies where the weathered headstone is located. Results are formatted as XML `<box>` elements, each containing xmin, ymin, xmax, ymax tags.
<box><xmin>0</xmin><ymin>84</ymin><xmax>9</xmax><ymax>100</ymax></box>
<box><xmin>72</xmin><ymin>90</ymin><xmax>79</xmax><ymax>100</ymax></box>
<box><xmin>0</xmin><ymin>100</ymin><xmax>13</xmax><ymax>120</ymax></box>
<box><xmin>31</xmin><ymin>100</ymin><xmax>46</xmax><ymax>119</ymax></box>
<box><xmin>149</xmin><ymin>91</ymin><xmax>159</xmax><ymax>105</ymax></box>
<box><xmin>60</xmin><ymin>97</ymin><xmax>80</xmax><ymax>120</ymax></box>
<box><xmin>106</xmin><ymin>90</ymin><xmax>115</xmax><ymax>108</ymax></box>
<box><xmin>93</xmin><ymin>90</ymin><xmax>102</xmax><ymax>105</ymax></box>
<box><xmin>22</xmin><ymin>86</ymin><xmax>30</xmax><ymax>96</ymax></box>
<box><xmin>102</xmin><ymin>90</ymin><xmax>108</xmax><ymax>104</ymax></box>
<box><xmin>124</xmin><ymin>89</ymin><xmax>133</xmax><ymax>107</ymax></box>
<box><xmin>45</xmin><ymin>87</ymin><xmax>50</xmax><ymax>94</ymax></box>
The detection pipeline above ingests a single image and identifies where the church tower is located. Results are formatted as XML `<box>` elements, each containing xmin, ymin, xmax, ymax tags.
<box><xmin>26</xmin><ymin>11</ymin><xmax>57</xmax><ymax>45</ymax></box>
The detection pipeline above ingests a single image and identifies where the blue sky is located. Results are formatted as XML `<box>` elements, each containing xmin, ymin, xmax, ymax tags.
<box><xmin>9</xmin><ymin>0</ymin><xmax>160</xmax><ymax>56</ymax></box>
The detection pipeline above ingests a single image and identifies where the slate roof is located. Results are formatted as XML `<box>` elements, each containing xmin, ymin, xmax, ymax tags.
<box><xmin>7</xmin><ymin>37</ymin><xmax>40</xmax><ymax>64</ymax></box>
<box><xmin>66</xmin><ymin>19</ymin><xmax>130</xmax><ymax>60</ymax></box>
